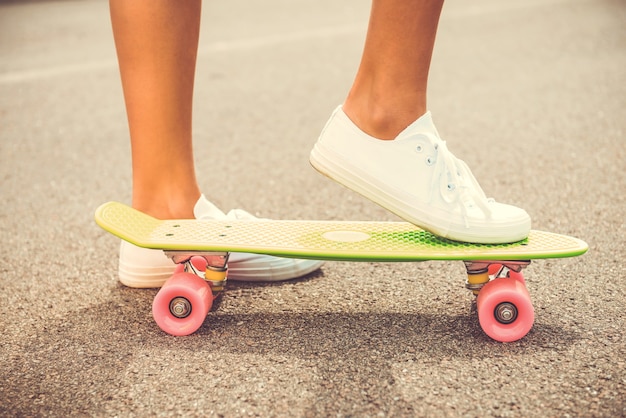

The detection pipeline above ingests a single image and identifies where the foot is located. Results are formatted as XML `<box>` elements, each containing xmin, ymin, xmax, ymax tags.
<box><xmin>310</xmin><ymin>106</ymin><xmax>531</xmax><ymax>244</ymax></box>
<box><xmin>118</xmin><ymin>195</ymin><xmax>324</xmax><ymax>288</ymax></box>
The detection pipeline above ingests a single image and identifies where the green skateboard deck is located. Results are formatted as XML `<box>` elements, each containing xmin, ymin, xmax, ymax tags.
<box><xmin>95</xmin><ymin>201</ymin><xmax>588</xmax><ymax>262</ymax></box>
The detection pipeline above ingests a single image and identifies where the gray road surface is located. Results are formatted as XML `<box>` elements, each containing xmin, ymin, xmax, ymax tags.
<box><xmin>1</xmin><ymin>0</ymin><xmax>625</xmax><ymax>416</ymax></box>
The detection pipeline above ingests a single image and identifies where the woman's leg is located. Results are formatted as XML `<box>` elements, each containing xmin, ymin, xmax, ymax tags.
<box><xmin>110</xmin><ymin>0</ymin><xmax>202</xmax><ymax>219</ymax></box>
<box><xmin>311</xmin><ymin>0</ymin><xmax>530</xmax><ymax>243</ymax></box>
<box><xmin>110</xmin><ymin>0</ymin><xmax>325</xmax><ymax>286</ymax></box>
<box><xmin>343</xmin><ymin>0</ymin><xmax>445</xmax><ymax>140</ymax></box>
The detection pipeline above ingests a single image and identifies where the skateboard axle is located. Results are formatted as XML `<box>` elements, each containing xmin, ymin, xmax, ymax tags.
<box><xmin>464</xmin><ymin>260</ymin><xmax>530</xmax><ymax>292</ymax></box>
<box><xmin>494</xmin><ymin>302</ymin><xmax>518</xmax><ymax>324</ymax></box>
<box><xmin>169</xmin><ymin>297</ymin><xmax>192</xmax><ymax>318</ymax></box>
<box><xmin>165</xmin><ymin>251</ymin><xmax>230</xmax><ymax>292</ymax></box>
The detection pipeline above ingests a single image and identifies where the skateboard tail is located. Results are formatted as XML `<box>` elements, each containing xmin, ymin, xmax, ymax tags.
<box><xmin>95</xmin><ymin>202</ymin><xmax>164</xmax><ymax>248</ymax></box>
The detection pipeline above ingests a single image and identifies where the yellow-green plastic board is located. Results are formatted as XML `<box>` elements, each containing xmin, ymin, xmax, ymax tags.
<box><xmin>95</xmin><ymin>202</ymin><xmax>588</xmax><ymax>262</ymax></box>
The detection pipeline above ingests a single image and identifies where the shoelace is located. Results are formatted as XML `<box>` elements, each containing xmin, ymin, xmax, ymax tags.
<box><xmin>422</xmin><ymin>133</ymin><xmax>493</xmax><ymax>227</ymax></box>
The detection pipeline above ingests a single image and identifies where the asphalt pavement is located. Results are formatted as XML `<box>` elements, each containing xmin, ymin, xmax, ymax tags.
<box><xmin>1</xmin><ymin>0</ymin><xmax>625</xmax><ymax>416</ymax></box>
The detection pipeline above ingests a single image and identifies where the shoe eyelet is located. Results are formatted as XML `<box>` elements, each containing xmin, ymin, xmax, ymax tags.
<box><xmin>447</xmin><ymin>183</ymin><xmax>456</xmax><ymax>191</ymax></box>
<box><xmin>415</xmin><ymin>145</ymin><xmax>423</xmax><ymax>153</ymax></box>
<box><xmin>426</xmin><ymin>156</ymin><xmax>435</xmax><ymax>166</ymax></box>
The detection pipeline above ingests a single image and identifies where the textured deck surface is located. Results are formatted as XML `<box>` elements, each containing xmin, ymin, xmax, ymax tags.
<box><xmin>96</xmin><ymin>202</ymin><xmax>588</xmax><ymax>261</ymax></box>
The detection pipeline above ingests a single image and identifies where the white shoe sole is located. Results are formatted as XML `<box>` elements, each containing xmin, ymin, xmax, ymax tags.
<box><xmin>119</xmin><ymin>241</ymin><xmax>323</xmax><ymax>288</ymax></box>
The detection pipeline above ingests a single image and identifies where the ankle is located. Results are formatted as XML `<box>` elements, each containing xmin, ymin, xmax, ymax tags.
<box><xmin>343</xmin><ymin>93</ymin><xmax>427</xmax><ymax>140</ymax></box>
<box><xmin>132</xmin><ymin>185</ymin><xmax>201</xmax><ymax>219</ymax></box>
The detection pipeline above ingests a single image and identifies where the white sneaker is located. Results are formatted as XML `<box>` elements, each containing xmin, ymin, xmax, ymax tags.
<box><xmin>217</xmin><ymin>209</ymin><xmax>323</xmax><ymax>282</ymax></box>
<box><xmin>310</xmin><ymin>106</ymin><xmax>531</xmax><ymax>244</ymax></box>
<box><xmin>118</xmin><ymin>195</ymin><xmax>324</xmax><ymax>288</ymax></box>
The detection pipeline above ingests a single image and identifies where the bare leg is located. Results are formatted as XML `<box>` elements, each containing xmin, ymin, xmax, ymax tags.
<box><xmin>343</xmin><ymin>0</ymin><xmax>445</xmax><ymax>140</ymax></box>
<box><xmin>110</xmin><ymin>0</ymin><xmax>202</xmax><ymax>219</ymax></box>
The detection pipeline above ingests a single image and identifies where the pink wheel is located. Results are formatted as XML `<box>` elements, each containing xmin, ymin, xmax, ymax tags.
<box><xmin>476</xmin><ymin>277</ymin><xmax>534</xmax><ymax>342</ymax></box>
<box><xmin>487</xmin><ymin>264</ymin><xmax>502</xmax><ymax>276</ymax></box>
<box><xmin>488</xmin><ymin>264</ymin><xmax>526</xmax><ymax>285</ymax></box>
<box><xmin>509</xmin><ymin>269</ymin><xmax>526</xmax><ymax>285</ymax></box>
<box><xmin>152</xmin><ymin>272</ymin><xmax>213</xmax><ymax>336</ymax></box>
<box><xmin>189</xmin><ymin>256</ymin><xmax>208</xmax><ymax>271</ymax></box>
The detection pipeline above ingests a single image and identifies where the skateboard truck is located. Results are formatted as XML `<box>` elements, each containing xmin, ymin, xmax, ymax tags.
<box><xmin>165</xmin><ymin>251</ymin><xmax>230</xmax><ymax>293</ymax></box>
<box><xmin>464</xmin><ymin>260</ymin><xmax>531</xmax><ymax>294</ymax></box>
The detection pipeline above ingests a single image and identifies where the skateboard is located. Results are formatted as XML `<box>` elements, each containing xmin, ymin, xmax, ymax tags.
<box><xmin>95</xmin><ymin>201</ymin><xmax>588</xmax><ymax>342</ymax></box>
